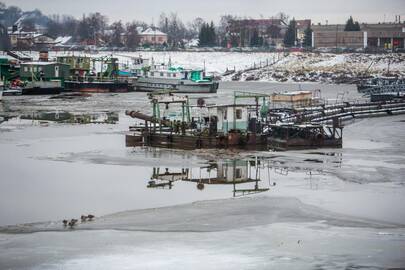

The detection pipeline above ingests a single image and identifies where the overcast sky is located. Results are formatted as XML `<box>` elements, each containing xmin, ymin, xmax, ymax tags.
<box><xmin>3</xmin><ymin>0</ymin><xmax>405</xmax><ymax>25</ymax></box>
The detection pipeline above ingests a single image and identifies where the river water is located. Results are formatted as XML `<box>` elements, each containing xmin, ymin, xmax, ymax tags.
<box><xmin>0</xmin><ymin>81</ymin><xmax>404</xmax><ymax>269</ymax></box>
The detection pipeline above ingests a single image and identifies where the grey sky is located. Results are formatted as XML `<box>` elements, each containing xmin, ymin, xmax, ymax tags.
<box><xmin>3</xmin><ymin>0</ymin><xmax>405</xmax><ymax>25</ymax></box>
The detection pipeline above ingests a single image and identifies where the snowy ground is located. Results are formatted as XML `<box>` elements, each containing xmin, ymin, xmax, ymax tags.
<box><xmin>18</xmin><ymin>50</ymin><xmax>405</xmax><ymax>83</ymax></box>
<box><xmin>0</xmin><ymin>83</ymin><xmax>405</xmax><ymax>269</ymax></box>
<box><xmin>15</xmin><ymin>51</ymin><xmax>405</xmax><ymax>83</ymax></box>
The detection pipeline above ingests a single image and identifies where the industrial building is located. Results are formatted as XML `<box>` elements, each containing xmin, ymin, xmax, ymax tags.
<box><xmin>312</xmin><ymin>23</ymin><xmax>405</xmax><ymax>50</ymax></box>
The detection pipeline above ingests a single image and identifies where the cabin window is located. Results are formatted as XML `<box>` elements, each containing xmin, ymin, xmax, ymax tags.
<box><xmin>235</xmin><ymin>168</ymin><xmax>242</xmax><ymax>179</ymax></box>
<box><xmin>236</xmin><ymin>109</ymin><xmax>243</xmax><ymax>120</ymax></box>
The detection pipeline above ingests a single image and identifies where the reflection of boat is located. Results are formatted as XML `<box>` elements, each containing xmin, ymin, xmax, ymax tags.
<box><xmin>20</xmin><ymin>111</ymin><xmax>119</xmax><ymax>124</ymax></box>
<box><xmin>148</xmin><ymin>159</ymin><xmax>273</xmax><ymax>197</ymax></box>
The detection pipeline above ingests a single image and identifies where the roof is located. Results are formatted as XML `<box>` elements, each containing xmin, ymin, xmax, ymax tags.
<box><xmin>272</xmin><ymin>91</ymin><xmax>312</xmax><ymax>96</ymax></box>
<box><xmin>54</xmin><ymin>36</ymin><xmax>72</xmax><ymax>44</ymax></box>
<box><xmin>208</xmin><ymin>103</ymin><xmax>258</xmax><ymax>109</ymax></box>
<box><xmin>140</xmin><ymin>27</ymin><xmax>167</xmax><ymax>36</ymax></box>
<box><xmin>21</xmin><ymin>61</ymin><xmax>66</xmax><ymax>66</ymax></box>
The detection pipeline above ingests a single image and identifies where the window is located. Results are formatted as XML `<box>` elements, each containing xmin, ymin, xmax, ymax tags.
<box><xmin>235</xmin><ymin>168</ymin><xmax>242</xmax><ymax>179</ymax></box>
<box><xmin>24</xmin><ymin>66</ymin><xmax>28</xmax><ymax>72</ymax></box>
<box><xmin>236</xmin><ymin>109</ymin><xmax>242</xmax><ymax>120</ymax></box>
<box><xmin>150</xmin><ymin>72</ymin><xmax>154</xmax><ymax>76</ymax></box>
<box><xmin>160</xmin><ymin>72</ymin><xmax>164</xmax><ymax>77</ymax></box>
<box><xmin>224</xmin><ymin>109</ymin><xmax>227</xmax><ymax>120</ymax></box>
<box><xmin>173</xmin><ymin>73</ymin><xmax>176</xmax><ymax>77</ymax></box>
<box><xmin>33</xmin><ymin>67</ymin><xmax>37</xmax><ymax>72</ymax></box>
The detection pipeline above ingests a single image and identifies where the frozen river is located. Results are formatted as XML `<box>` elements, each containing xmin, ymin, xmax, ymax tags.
<box><xmin>0</xmin><ymin>82</ymin><xmax>404</xmax><ymax>269</ymax></box>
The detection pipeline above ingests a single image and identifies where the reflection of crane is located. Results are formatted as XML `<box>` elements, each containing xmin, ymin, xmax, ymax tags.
<box><xmin>147</xmin><ymin>158</ymin><xmax>275</xmax><ymax>197</ymax></box>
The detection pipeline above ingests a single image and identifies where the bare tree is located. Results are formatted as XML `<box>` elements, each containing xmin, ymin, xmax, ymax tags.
<box><xmin>125</xmin><ymin>22</ymin><xmax>139</xmax><ymax>49</ymax></box>
<box><xmin>188</xmin><ymin>17</ymin><xmax>205</xmax><ymax>38</ymax></box>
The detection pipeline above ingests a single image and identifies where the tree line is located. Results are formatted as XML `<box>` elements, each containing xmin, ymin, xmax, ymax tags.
<box><xmin>0</xmin><ymin>1</ymin><xmax>363</xmax><ymax>50</ymax></box>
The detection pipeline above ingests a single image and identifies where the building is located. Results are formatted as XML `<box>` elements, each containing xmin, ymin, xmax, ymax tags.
<box><xmin>227</xmin><ymin>18</ymin><xmax>287</xmax><ymax>47</ymax></box>
<box><xmin>20</xmin><ymin>62</ymin><xmax>70</xmax><ymax>81</ymax></box>
<box><xmin>8</xmin><ymin>28</ymin><xmax>55</xmax><ymax>50</ymax></box>
<box><xmin>312</xmin><ymin>23</ymin><xmax>405</xmax><ymax>50</ymax></box>
<box><xmin>227</xmin><ymin>18</ymin><xmax>311</xmax><ymax>47</ymax></box>
<box><xmin>138</xmin><ymin>27</ymin><xmax>168</xmax><ymax>46</ymax></box>
<box><xmin>363</xmin><ymin>23</ymin><xmax>405</xmax><ymax>50</ymax></box>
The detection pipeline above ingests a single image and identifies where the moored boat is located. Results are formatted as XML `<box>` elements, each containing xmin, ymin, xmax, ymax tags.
<box><xmin>132</xmin><ymin>62</ymin><xmax>219</xmax><ymax>94</ymax></box>
<box><xmin>0</xmin><ymin>79</ymin><xmax>3</xmax><ymax>101</ymax></box>
<box><xmin>63</xmin><ymin>80</ymin><xmax>129</xmax><ymax>93</ymax></box>
<box><xmin>21</xmin><ymin>80</ymin><xmax>63</xmax><ymax>95</ymax></box>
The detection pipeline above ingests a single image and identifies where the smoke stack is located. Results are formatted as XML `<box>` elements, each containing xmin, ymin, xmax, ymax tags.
<box><xmin>39</xmin><ymin>51</ymin><xmax>48</xmax><ymax>62</ymax></box>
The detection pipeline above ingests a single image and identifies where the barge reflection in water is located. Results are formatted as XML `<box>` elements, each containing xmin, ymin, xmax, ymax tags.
<box><xmin>148</xmin><ymin>158</ymin><xmax>277</xmax><ymax>197</ymax></box>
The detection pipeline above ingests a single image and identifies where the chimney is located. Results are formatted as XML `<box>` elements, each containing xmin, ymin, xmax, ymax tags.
<box><xmin>39</xmin><ymin>51</ymin><xmax>48</xmax><ymax>62</ymax></box>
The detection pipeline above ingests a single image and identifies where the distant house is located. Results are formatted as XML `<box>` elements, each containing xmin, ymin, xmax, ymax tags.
<box><xmin>138</xmin><ymin>27</ymin><xmax>168</xmax><ymax>46</ymax></box>
<box><xmin>31</xmin><ymin>34</ymin><xmax>55</xmax><ymax>50</ymax></box>
<box><xmin>8</xmin><ymin>25</ymin><xmax>55</xmax><ymax>50</ymax></box>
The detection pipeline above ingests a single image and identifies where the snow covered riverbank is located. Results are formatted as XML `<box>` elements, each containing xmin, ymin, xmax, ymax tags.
<box><xmin>42</xmin><ymin>50</ymin><xmax>405</xmax><ymax>83</ymax></box>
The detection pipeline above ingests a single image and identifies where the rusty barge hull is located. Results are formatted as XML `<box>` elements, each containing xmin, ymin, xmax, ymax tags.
<box><xmin>125</xmin><ymin>132</ymin><xmax>342</xmax><ymax>151</ymax></box>
<box><xmin>126</xmin><ymin>132</ymin><xmax>268</xmax><ymax>150</ymax></box>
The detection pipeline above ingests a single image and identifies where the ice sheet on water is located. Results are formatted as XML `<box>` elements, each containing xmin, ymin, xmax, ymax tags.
<box><xmin>0</xmin><ymin>196</ymin><xmax>400</xmax><ymax>234</ymax></box>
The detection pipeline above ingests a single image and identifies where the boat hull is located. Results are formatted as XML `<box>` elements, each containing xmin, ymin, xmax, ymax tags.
<box><xmin>133</xmin><ymin>77</ymin><xmax>219</xmax><ymax>93</ymax></box>
<box><xmin>21</xmin><ymin>87</ymin><xmax>62</xmax><ymax>95</ymax></box>
<box><xmin>64</xmin><ymin>81</ymin><xmax>129</xmax><ymax>93</ymax></box>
